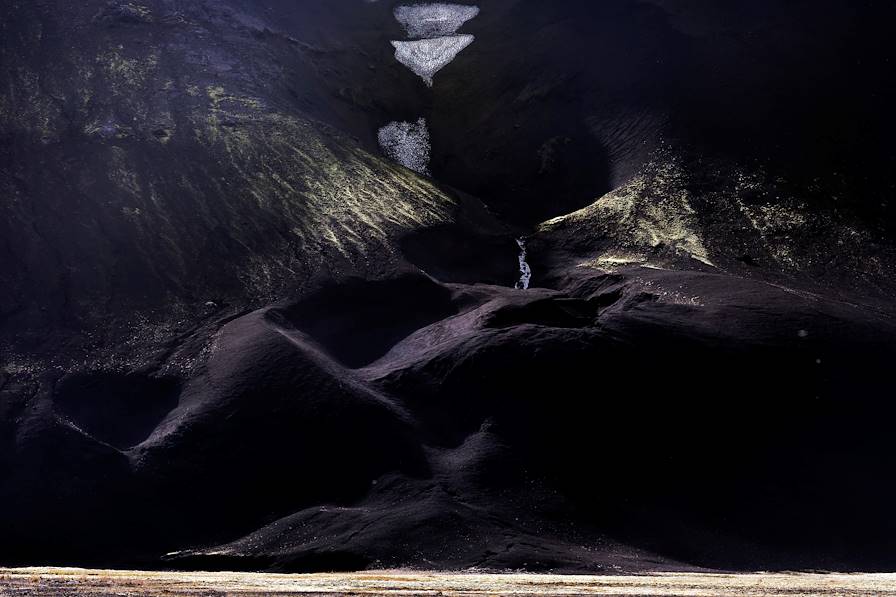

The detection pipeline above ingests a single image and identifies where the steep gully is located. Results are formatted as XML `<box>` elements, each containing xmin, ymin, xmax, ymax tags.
<box><xmin>376</xmin><ymin>2</ymin><xmax>534</xmax><ymax>289</ymax></box>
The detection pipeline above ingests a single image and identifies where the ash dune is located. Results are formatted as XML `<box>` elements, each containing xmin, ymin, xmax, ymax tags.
<box><xmin>1</xmin><ymin>0</ymin><xmax>896</xmax><ymax>577</ymax></box>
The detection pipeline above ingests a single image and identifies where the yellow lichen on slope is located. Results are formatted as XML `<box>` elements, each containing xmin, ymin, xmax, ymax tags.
<box><xmin>97</xmin><ymin>47</ymin><xmax>159</xmax><ymax>96</ymax></box>
<box><xmin>190</xmin><ymin>86</ymin><xmax>455</xmax><ymax>261</ymax></box>
<box><xmin>541</xmin><ymin>154</ymin><xmax>714</xmax><ymax>269</ymax></box>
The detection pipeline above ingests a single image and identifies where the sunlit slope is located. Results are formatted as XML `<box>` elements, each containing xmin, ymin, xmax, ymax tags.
<box><xmin>0</xmin><ymin>0</ymin><xmax>457</xmax><ymax>334</ymax></box>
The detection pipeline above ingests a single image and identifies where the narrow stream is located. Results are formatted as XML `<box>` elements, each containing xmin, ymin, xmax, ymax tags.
<box><xmin>515</xmin><ymin>238</ymin><xmax>532</xmax><ymax>290</ymax></box>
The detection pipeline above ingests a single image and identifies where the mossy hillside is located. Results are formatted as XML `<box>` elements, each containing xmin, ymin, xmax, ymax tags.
<box><xmin>535</xmin><ymin>147</ymin><xmax>895</xmax><ymax>300</ymax></box>
<box><xmin>0</xmin><ymin>0</ymin><xmax>457</xmax><ymax>346</ymax></box>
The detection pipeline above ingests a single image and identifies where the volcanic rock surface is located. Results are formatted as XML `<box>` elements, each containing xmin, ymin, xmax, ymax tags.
<box><xmin>1</xmin><ymin>0</ymin><xmax>895</xmax><ymax>575</ymax></box>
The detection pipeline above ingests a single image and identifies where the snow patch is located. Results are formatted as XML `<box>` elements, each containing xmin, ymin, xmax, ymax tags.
<box><xmin>394</xmin><ymin>3</ymin><xmax>480</xmax><ymax>39</ymax></box>
<box><xmin>378</xmin><ymin>118</ymin><xmax>431</xmax><ymax>175</ymax></box>
<box><xmin>391</xmin><ymin>35</ymin><xmax>474</xmax><ymax>86</ymax></box>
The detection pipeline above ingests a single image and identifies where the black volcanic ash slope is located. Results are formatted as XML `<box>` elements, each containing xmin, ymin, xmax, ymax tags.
<box><xmin>0</xmin><ymin>0</ymin><xmax>509</xmax><ymax>340</ymax></box>
<box><xmin>1</xmin><ymin>0</ymin><xmax>896</xmax><ymax>574</ymax></box>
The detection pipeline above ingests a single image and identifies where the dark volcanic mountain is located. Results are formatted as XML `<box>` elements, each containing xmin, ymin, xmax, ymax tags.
<box><xmin>1</xmin><ymin>0</ymin><xmax>895</xmax><ymax>573</ymax></box>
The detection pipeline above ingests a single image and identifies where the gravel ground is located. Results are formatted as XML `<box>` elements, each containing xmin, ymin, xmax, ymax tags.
<box><xmin>2</xmin><ymin>568</ymin><xmax>896</xmax><ymax>596</ymax></box>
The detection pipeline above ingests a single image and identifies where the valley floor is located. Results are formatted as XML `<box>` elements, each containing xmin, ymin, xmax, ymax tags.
<box><xmin>2</xmin><ymin>568</ymin><xmax>896</xmax><ymax>596</ymax></box>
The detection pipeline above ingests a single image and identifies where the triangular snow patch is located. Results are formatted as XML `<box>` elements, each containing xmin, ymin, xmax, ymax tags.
<box><xmin>394</xmin><ymin>4</ymin><xmax>480</xmax><ymax>39</ymax></box>
<box><xmin>391</xmin><ymin>35</ymin><xmax>475</xmax><ymax>86</ymax></box>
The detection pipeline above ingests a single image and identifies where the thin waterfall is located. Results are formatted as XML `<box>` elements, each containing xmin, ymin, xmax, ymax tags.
<box><xmin>515</xmin><ymin>238</ymin><xmax>531</xmax><ymax>290</ymax></box>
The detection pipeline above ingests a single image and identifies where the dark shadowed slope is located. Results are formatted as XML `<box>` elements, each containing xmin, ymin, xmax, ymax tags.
<box><xmin>5</xmin><ymin>264</ymin><xmax>896</xmax><ymax>571</ymax></box>
<box><xmin>1</xmin><ymin>0</ymin><xmax>896</xmax><ymax>575</ymax></box>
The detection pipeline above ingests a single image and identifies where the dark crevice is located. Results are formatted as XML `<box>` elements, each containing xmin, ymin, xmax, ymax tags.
<box><xmin>53</xmin><ymin>373</ymin><xmax>181</xmax><ymax>450</ymax></box>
